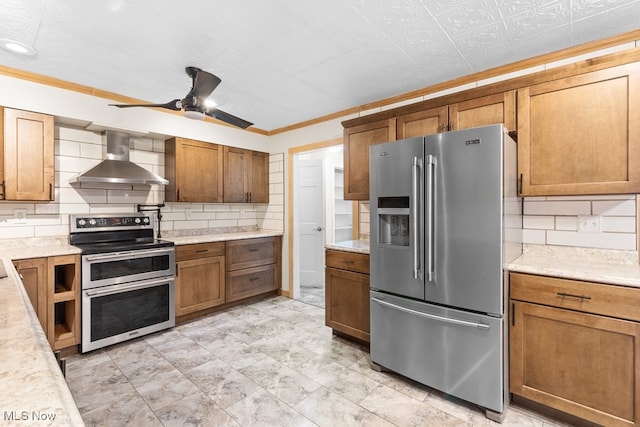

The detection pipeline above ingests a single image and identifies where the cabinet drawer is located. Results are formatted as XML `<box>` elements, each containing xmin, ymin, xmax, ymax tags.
<box><xmin>325</xmin><ymin>250</ymin><xmax>369</xmax><ymax>274</ymax></box>
<box><xmin>226</xmin><ymin>264</ymin><xmax>278</xmax><ymax>302</ymax></box>
<box><xmin>226</xmin><ymin>237</ymin><xmax>277</xmax><ymax>271</ymax></box>
<box><xmin>176</xmin><ymin>242</ymin><xmax>225</xmax><ymax>261</ymax></box>
<box><xmin>510</xmin><ymin>272</ymin><xmax>640</xmax><ymax>322</ymax></box>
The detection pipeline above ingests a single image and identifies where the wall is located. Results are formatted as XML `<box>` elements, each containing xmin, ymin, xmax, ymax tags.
<box><xmin>0</xmin><ymin>125</ymin><xmax>284</xmax><ymax>239</ymax></box>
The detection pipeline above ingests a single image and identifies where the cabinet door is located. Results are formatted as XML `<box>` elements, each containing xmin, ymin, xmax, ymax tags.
<box><xmin>325</xmin><ymin>267</ymin><xmax>370</xmax><ymax>342</ymax></box>
<box><xmin>396</xmin><ymin>106</ymin><xmax>448</xmax><ymax>139</ymax></box>
<box><xmin>165</xmin><ymin>138</ymin><xmax>223</xmax><ymax>203</ymax></box>
<box><xmin>249</xmin><ymin>151</ymin><xmax>269</xmax><ymax>203</ymax></box>
<box><xmin>13</xmin><ymin>258</ymin><xmax>48</xmax><ymax>333</ymax></box>
<box><xmin>3</xmin><ymin>108</ymin><xmax>54</xmax><ymax>201</ymax></box>
<box><xmin>449</xmin><ymin>91</ymin><xmax>516</xmax><ymax>132</ymax></box>
<box><xmin>223</xmin><ymin>146</ymin><xmax>249</xmax><ymax>202</ymax></box>
<box><xmin>510</xmin><ymin>301</ymin><xmax>640</xmax><ymax>426</ymax></box>
<box><xmin>343</xmin><ymin>118</ymin><xmax>396</xmax><ymax>200</ymax></box>
<box><xmin>518</xmin><ymin>63</ymin><xmax>640</xmax><ymax>196</ymax></box>
<box><xmin>176</xmin><ymin>256</ymin><xmax>225</xmax><ymax>316</ymax></box>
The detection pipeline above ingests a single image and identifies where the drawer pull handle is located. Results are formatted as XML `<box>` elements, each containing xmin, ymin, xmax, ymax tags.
<box><xmin>195</xmin><ymin>249</ymin><xmax>209</xmax><ymax>253</ymax></box>
<box><xmin>341</xmin><ymin>260</ymin><xmax>355</xmax><ymax>264</ymax></box>
<box><xmin>248</xmin><ymin>248</ymin><xmax>259</xmax><ymax>252</ymax></box>
<box><xmin>249</xmin><ymin>277</ymin><xmax>259</xmax><ymax>282</ymax></box>
<box><xmin>557</xmin><ymin>292</ymin><xmax>591</xmax><ymax>301</ymax></box>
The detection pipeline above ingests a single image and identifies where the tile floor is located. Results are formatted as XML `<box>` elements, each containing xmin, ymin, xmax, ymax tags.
<box><xmin>296</xmin><ymin>284</ymin><xmax>325</xmax><ymax>308</ymax></box>
<box><xmin>66</xmin><ymin>296</ymin><xmax>570</xmax><ymax>426</ymax></box>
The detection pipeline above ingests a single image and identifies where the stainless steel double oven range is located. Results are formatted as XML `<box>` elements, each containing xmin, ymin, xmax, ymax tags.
<box><xmin>70</xmin><ymin>213</ymin><xmax>175</xmax><ymax>353</ymax></box>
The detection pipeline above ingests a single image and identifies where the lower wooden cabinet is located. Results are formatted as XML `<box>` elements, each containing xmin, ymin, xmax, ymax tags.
<box><xmin>226</xmin><ymin>236</ymin><xmax>281</xmax><ymax>302</ymax></box>
<box><xmin>175</xmin><ymin>236</ymin><xmax>282</xmax><ymax>319</ymax></box>
<box><xmin>325</xmin><ymin>249</ymin><xmax>370</xmax><ymax>342</ymax></box>
<box><xmin>13</xmin><ymin>254</ymin><xmax>80</xmax><ymax>351</ymax></box>
<box><xmin>510</xmin><ymin>272</ymin><xmax>640</xmax><ymax>426</ymax></box>
<box><xmin>13</xmin><ymin>258</ymin><xmax>47</xmax><ymax>333</ymax></box>
<box><xmin>175</xmin><ymin>242</ymin><xmax>226</xmax><ymax>316</ymax></box>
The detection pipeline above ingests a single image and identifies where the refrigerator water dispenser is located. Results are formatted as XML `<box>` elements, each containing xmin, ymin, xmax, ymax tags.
<box><xmin>377</xmin><ymin>197</ymin><xmax>410</xmax><ymax>247</ymax></box>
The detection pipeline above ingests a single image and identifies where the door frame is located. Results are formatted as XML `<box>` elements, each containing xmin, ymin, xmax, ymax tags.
<box><xmin>286</xmin><ymin>138</ymin><xmax>359</xmax><ymax>298</ymax></box>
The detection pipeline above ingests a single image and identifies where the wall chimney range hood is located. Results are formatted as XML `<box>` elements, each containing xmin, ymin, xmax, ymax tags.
<box><xmin>69</xmin><ymin>130</ymin><xmax>168</xmax><ymax>186</ymax></box>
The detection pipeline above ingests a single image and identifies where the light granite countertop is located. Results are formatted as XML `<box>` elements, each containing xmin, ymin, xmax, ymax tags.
<box><xmin>0</xmin><ymin>256</ymin><xmax>84</xmax><ymax>426</ymax></box>
<box><xmin>508</xmin><ymin>244</ymin><xmax>640</xmax><ymax>288</ymax></box>
<box><xmin>163</xmin><ymin>229</ymin><xmax>283</xmax><ymax>246</ymax></box>
<box><xmin>325</xmin><ymin>240</ymin><xmax>370</xmax><ymax>254</ymax></box>
<box><xmin>0</xmin><ymin>230</ymin><xmax>284</xmax><ymax>260</ymax></box>
<box><xmin>325</xmin><ymin>241</ymin><xmax>640</xmax><ymax>289</ymax></box>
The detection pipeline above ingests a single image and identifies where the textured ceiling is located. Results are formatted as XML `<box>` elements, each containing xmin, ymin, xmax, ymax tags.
<box><xmin>0</xmin><ymin>0</ymin><xmax>639</xmax><ymax>131</ymax></box>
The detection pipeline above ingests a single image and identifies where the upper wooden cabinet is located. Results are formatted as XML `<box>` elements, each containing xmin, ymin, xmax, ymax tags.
<box><xmin>396</xmin><ymin>92</ymin><xmax>516</xmax><ymax>139</ymax></box>
<box><xmin>343</xmin><ymin>118</ymin><xmax>396</xmax><ymax>200</ymax></box>
<box><xmin>518</xmin><ymin>63</ymin><xmax>640</xmax><ymax>196</ymax></box>
<box><xmin>449</xmin><ymin>91</ymin><xmax>516</xmax><ymax>132</ymax></box>
<box><xmin>1</xmin><ymin>107</ymin><xmax>54</xmax><ymax>201</ymax></box>
<box><xmin>223</xmin><ymin>146</ymin><xmax>269</xmax><ymax>203</ymax></box>
<box><xmin>165</xmin><ymin>137</ymin><xmax>223</xmax><ymax>203</ymax></box>
<box><xmin>396</xmin><ymin>106</ymin><xmax>448</xmax><ymax>139</ymax></box>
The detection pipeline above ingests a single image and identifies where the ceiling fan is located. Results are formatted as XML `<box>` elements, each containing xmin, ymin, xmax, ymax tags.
<box><xmin>109</xmin><ymin>66</ymin><xmax>253</xmax><ymax>129</ymax></box>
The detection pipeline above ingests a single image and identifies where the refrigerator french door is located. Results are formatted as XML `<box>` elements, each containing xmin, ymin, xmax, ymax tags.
<box><xmin>369</xmin><ymin>124</ymin><xmax>521</xmax><ymax>421</ymax></box>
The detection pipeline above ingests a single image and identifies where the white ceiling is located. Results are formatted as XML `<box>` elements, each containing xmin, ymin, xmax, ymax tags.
<box><xmin>0</xmin><ymin>0</ymin><xmax>639</xmax><ymax>132</ymax></box>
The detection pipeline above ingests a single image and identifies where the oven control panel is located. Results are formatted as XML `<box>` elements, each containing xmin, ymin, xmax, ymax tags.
<box><xmin>71</xmin><ymin>214</ymin><xmax>152</xmax><ymax>231</ymax></box>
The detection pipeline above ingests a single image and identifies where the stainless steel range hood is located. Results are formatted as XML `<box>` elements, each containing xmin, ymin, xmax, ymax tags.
<box><xmin>69</xmin><ymin>131</ymin><xmax>168</xmax><ymax>186</ymax></box>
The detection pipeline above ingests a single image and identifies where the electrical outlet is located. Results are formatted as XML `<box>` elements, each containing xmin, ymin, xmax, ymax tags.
<box><xmin>14</xmin><ymin>209</ymin><xmax>27</xmax><ymax>224</ymax></box>
<box><xmin>577</xmin><ymin>215</ymin><xmax>601</xmax><ymax>233</ymax></box>
<box><xmin>184</xmin><ymin>208</ymin><xmax>192</xmax><ymax>220</ymax></box>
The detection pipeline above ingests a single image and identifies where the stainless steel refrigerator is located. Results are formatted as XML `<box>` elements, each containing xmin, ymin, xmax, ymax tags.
<box><xmin>369</xmin><ymin>124</ymin><xmax>522</xmax><ymax>422</ymax></box>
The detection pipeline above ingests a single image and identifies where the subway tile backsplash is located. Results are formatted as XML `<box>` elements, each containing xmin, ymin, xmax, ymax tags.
<box><xmin>0</xmin><ymin>126</ymin><xmax>284</xmax><ymax>240</ymax></box>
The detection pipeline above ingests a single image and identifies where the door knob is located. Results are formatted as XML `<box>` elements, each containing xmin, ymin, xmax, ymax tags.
<box><xmin>315</xmin><ymin>226</ymin><xmax>323</xmax><ymax>231</ymax></box>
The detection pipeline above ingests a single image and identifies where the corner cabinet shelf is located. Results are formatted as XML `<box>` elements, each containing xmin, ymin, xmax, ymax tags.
<box><xmin>48</xmin><ymin>255</ymin><xmax>80</xmax><ymax>350</ymax></box>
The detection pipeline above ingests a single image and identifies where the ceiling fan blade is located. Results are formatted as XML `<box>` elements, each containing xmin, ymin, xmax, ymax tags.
<box><xmin>188</xmin><ymin>67</ymin><xmax>221</xmax><ymax>99</ymax></box>
<box><xmin>110</xmin><ymin>99</ymin><xmax>181</xmax><ymax>111</ymax></box>
<box><xmin>205</xmin><ymin>107</ymin><xmax>253</xmax><ymax>129</ymax></box>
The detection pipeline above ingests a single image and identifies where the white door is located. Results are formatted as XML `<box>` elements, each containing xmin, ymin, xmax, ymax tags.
<box><xmin>294</xmin><ymin>158</ymin><xmax>325</xmax><ymax>294</ymax></box>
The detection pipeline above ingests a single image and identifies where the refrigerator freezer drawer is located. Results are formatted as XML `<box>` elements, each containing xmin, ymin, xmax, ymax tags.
<box><xmin>370</xmin><ymin>291</ymin><xmax>505</xmax><ymax>414</ymax></box>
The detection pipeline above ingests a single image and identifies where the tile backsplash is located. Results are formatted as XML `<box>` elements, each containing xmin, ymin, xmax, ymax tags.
<box><xmin>0</xmin><ymin>126</ymin><xmax>284</xmax><ymax>240</ymax></box>
<box><xmin>359</xmin><ymin>195</ymin><xmax>637</xmax><ymax>251</ymax></box>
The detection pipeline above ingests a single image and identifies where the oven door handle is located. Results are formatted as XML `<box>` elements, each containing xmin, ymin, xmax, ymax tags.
<box><xmin>85</xmin><ymin>277</ymin><xmax>173</xmax><ymax>297</ymax></box>
<box><xmin>85</xmin><ymin>248</ymin><xmax>173</xmax><ymax>262</ymax></box>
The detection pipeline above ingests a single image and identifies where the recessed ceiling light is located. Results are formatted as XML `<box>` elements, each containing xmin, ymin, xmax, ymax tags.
<box><xmin>0</xmin><ymin>39</ymin><xmax>37</xmax><ymax>57</ymax></box>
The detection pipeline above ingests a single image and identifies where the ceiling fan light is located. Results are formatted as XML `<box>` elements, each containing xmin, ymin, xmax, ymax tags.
<box><xmin>183</xmin><ymin>109</ymin><xmax>205</xmax><ymax>120</ymax></box>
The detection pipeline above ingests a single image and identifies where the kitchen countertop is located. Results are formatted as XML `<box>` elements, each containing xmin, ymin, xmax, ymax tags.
<box><xmin>325</xmin><ymin>240</ymin><xmax>370</xmax><ymax>254</ymax></box>
<box><xmin>508</xmin><ymin>244</ymin><xmax>640</xmax><ymax>288</ymax></box>
<box><xmin>0</xmin><ymin>230</ymin><xmax>284</xmax><ymax>260</ymax></box>
<box><xmin>325</xmin><ymin>240</ymin><xmax>640</xmax><ymax>288</ymax></box>
<box><xmin>0</xmin><ymin>256</ymin><xmax>85</xmax><ymax>426</ymax></box>
<box><xmin>163</xmin><ymin>229</ymin><xmax>283</xmax><ymax>246</ymax></box>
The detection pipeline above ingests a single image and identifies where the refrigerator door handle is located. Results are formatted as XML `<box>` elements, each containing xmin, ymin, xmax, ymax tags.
<box><xmin>411</xmin><ymin>156</ymin><xmax>422</xmax><ymax>280</ymax></box>
<box><xmin>426</xmin><ymin>154</ymin><xmax>436</xmax><ymax>282</ymax></box>
<box><xmin>371</xmin><ymin>297</ymin><xmax>490</xmax><ymax>330</ymax></box>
